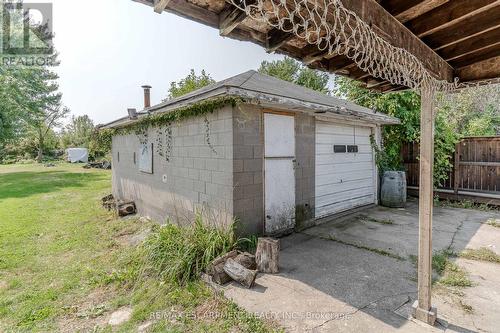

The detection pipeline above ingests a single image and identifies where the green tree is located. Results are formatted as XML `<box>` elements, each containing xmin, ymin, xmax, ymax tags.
<box><xmin>0</xmin><ymin>5</ymin><xmax>66</xmax><ymax>163</ymax></box>
<box><xmin>437</xmin><ymin>85</ymin><xmax>499</xmax><ymax>136</ymax></box>
<box><xmin>60</xmin><ymin>115</ymin><xmax>95</xmax><ymax>148</ymax></box>
<box><xmin>88</xmin><ymin>128</ymin><xmax>113</xmax><ymax>161</ymax></box>
<box><xmin>24</xmin><ymin>70</ymin><xmax>68</xmax><ymax>162</ymax></box>
<box><xmin>258</xmin><ymin>57</ymin><xmax>330</xmax><ymax>93</ymax></box>
<box><xmin>167</xmin><ymin>69</ymin><xmax>215</xmax><ymax>99</ymax></box>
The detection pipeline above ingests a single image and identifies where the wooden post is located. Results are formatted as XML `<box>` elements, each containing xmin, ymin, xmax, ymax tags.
<box><xmin>453</xmin><ymin>142</ymin><xmax>460</xmax><ymax>194</ymax></box>
<box><xmin>412</xmin><ymin>86</ymin><xmax>437</xmax><ymax>325</ymax></box>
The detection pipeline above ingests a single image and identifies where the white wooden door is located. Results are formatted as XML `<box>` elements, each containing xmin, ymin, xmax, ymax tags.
<box><xmin>264</xmin><ymin>113</ymin><xmax>295</xmax><ymax>234</ymax></box>
<box><xmin>315</xmin><ymin>121</ymin><xmax>376</xmax><ymax>218</ymax></box>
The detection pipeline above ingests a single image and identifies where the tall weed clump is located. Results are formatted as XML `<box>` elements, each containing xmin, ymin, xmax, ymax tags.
<box><xmin>142</xmin><ymin>214</ymin><xmax>236</xmax><ymax>285</ymax></box>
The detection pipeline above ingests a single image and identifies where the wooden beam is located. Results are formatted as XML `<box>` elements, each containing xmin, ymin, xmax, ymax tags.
<box><xmin>438</xmin><ymin>27</ymin><xmax>500</xmax><ymax>61</ymax></box>
<box><xmin>423</xmin><ymin>5</ymin><xmax>500</xmax><ymax>50</ymax></box>
<box><xmin>133</xmin><ymin>0</ymin><xmax>219</xmax><ymax>28</ymax></box>
<box><xmin>332</xmin><ymin>62</ymin><xmax>357</xmax><ymax>75</ymax></box>
<box><xmin>266</xmin><ymin>29</ymin><xmax>295</xmax><ymax>52</ymax></box>
<box><xmin>324</xmin><ymin>55</ymin><xmax>353</xmax><ymax>73</ymax></box>
<box><xmin>301</xmin><ymin>44</ymin><xmax>337</xmax><ymax>64</ymax></box>
<box><xmin>219</xmin><ymin>5</ymin><xmax>247</xmax><ymax>36</ymax></box>
<box><xmin>154</xmin><ymin>0</ymin><xmax>170</xmax><ymax>13</ymax></box>
<box><xmin>339</xmin><ymin>0</ymin><xmax>453</xmax><ymax>82</ymax></box>
<box><xmin>379</xmin><ymin>0</ymin><xmax>425</xmax><ymax>16</ymax></box>
<box><xmin>412</xmin><ymin>86</ymin><xmax>436</xmax><ymax>325</ymax></box>
<box><xmin>266</xmin><ymin>21</ymin><xmax>304</xmax><ymax>53</ymax></box>
<box><xmin>406</xmin><ymin>0</ymin><xmax>499</xmax><ymax>37</ymax></box>
<box><xmin>395</xmin><ymin>0</ymin><xmax>448</xmax><ymax>23</ymax></box>
<box><xmin>449</xmin><ymin>43</ymin><xmax>500</xmax><ymax>69</ymax></box>
<box><xmin>379</xmin><ymin>83</ymin><xmax>398</xmax><ymax>92</ymax></box>
<box><xmin>303</xmin><ymin>50</ymin><xmax>328</xmax><ymax>65</ymax></box>
<box><xmin>456</xmin><ymin>55</ymin><xmax>500</xmax><ymax>82</ymax></box>
<box><xmin>366</xmin><ymin>79</ymin><xmax>387</xmax><ymax>89</ymax></box>
<box><xmin>298</xmin><ymin>0</ymin><xmax>452</xmax><ymax>82</ymax></box>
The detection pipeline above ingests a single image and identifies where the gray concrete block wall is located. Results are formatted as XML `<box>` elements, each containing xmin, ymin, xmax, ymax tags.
<box><xmin>112</xmin><ymin>102</ymin><xmax>316</xmax><ymax>236</ymax></box>
<box><xmin>231</xmin><ymin>106</ymin><xmax>316</xmax><ymax>235</ymax></box>
<box><xmin>232</xmin><ymin>104</ymin><xmax>264</xmax><ymax>236</ymax></box>
<box><xmin>295</xmin><ymin>112</ymin><xmax>316</xmax><ymax>226</ymax></box>
<box><xmin>112</xmin><ymin>105</ymin><xmax>234</xmax><ymax>226</ymax></box>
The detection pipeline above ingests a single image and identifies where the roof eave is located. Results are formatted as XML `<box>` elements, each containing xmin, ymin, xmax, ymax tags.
<box><xmin>226</xmin><ymin>87</ymin><xmax>400</xmax><ymax>125</ymax></box>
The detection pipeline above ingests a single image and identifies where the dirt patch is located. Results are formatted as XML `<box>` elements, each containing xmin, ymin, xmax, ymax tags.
<box><xmin>116</xmin><ymin>228</ymin><xmax>150</xmax><ymax>247</ymax></box>
<box><xmin>195</xmin><ymin>297</ymin><xmax>225</xmax><ymax>323</ymax></box>
<box><xmin>0</xmin><ymin>280</ymin><xmax>8</xmax><ymax>290</ymax></box>
<box><xmin>108</xmin><ymin>306</ymin><xmax>132</xmax><ymax>326</ymax></box>
<box><xmin>55</xmin><ymin>287</ymin><xmax>116</xmax><ymax>333</ymax></box>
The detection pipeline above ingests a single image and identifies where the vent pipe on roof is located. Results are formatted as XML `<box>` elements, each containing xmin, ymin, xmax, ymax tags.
<box><xmin>128</xmin><ymin>108</ymin><xmax>138</xmax><ymax>120</ymax></box>
<box><xmin>141</xmin><ymin>85</ymin><xmax>152</xmax><ymax>109</ymax></box>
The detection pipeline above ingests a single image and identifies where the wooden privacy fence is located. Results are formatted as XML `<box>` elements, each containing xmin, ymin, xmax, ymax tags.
<box><xmin>402</xmin><ymin>136</ymin><xmax>500</xmax><ymax>205</ymax></box>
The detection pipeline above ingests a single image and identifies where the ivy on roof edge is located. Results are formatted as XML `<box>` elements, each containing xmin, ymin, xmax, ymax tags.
<box><xmin>111</xmin><ymin>96</ymin><xmax>244</xmax><ymax>135</ymax></box>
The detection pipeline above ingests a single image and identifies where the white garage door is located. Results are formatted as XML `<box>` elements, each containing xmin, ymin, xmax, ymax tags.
<box><xmin>315</xmin><ymin>121</ymin><xmax>376</xmax><ymax>218</ymax></box>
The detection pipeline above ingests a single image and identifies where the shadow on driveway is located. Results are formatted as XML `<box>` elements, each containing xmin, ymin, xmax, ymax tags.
<box><xmin>222</xmin><ymin>200</ymin><xmax>500</xmax><ymax>332</ymax></box>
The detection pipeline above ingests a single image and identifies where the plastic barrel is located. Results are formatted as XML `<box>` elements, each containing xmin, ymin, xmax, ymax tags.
<box><xmin>380</xmin><ymin>171</ymin><xmax>407</xmax><ymax>208</ymax></box>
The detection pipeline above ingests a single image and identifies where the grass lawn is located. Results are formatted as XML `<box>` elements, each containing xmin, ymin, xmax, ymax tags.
<box><xmin>0</xmin><ymin>163</ymin><xmax>279</xmax><ymax>332</ymax></box>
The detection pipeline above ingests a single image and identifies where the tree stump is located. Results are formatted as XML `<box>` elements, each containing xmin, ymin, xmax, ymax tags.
<box><xmin>206</xmin><ymin>250</ymin><xmax>238</xmax><ymax>285</ymax></box>
<box><xmin>223</xmin><ymin>258</ymin><xmax>257</xmax><ymax>288</ymax></box>
<box><xmin>234</xmin><ymin>252</ymin><xmax>257</xmax><ymax>270</ymax></box>
<box><xmin>255</xmin><ymin>238</ymin><xmax>280</xmax><ymax>273</ymax></box>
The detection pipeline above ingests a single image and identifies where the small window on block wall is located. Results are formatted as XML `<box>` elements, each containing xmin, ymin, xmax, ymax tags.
<box><xmin>117</xmin><ymin>152</ymin><xmax>120</xmax><ymax>162</ymax></box>
<box><xmin>139</xmin><ymin>142</ymin><xmax>153</xmax><ymax>174</ymax></box>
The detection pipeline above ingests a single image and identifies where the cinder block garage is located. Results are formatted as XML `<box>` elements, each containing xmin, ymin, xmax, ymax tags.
<box><xmin>102</xmin><ymin>70</ymin><xmax>399</xmax><ymax>235</ymax></box>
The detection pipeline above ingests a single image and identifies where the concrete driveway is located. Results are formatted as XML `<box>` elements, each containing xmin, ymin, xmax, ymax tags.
<box><xmin>218</xmin><ymin>199</ymin><xmax>500</xmax><ymax>332</ymax></box>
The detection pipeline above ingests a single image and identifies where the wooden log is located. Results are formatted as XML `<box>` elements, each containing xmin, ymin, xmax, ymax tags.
<box><xmin>206</xmin><ymin>250</ymin><xmax>238</xmax><ymax>285</ymax></box>
<box><xmin>117</xmin><ymin>201</ymin><xmax>136</xmax><ymax>216</ymax></box>
<box><xmin>223</xmin><ymin>258</ymin><xmax>257</xmax><ymax>288</ymax></box>
<box><xmin>234</xmin><ymin>252</ymin><xmax>256</xmax><ymax>270</ymax></box>
<box><xmin>255</xmin><ymin>238</ymin><xmax>280</xmax><ymax>273</ymax></box>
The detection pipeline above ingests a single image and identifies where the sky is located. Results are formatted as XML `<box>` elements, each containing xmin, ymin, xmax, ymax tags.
<box><xmin>41</xmin><ymin>0</ymin><xmax>293</xmax><ymax>125</ymax></box>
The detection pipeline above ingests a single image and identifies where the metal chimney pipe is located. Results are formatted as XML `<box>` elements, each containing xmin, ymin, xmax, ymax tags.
<box><xmin>141</xmin><ymin>85</ymin><xmax>152</xmax><ymax>109</ymax></box>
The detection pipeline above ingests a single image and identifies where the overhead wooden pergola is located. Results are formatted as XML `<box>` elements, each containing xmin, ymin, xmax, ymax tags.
<box><xmin>133</xmin><ymin>0</ymin><xmax>500</xmax><ymax>326</ymax></box>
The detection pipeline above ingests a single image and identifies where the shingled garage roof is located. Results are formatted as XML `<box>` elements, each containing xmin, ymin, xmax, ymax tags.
<box><xmin>133</xmin><ymin>0</ymin><xmax>500</xmax><ymax>92</ymax></box>
<box><xmin>101</xmin><ymin>70</ymin><xmax>399</xmax><ymax>129</ymax></box>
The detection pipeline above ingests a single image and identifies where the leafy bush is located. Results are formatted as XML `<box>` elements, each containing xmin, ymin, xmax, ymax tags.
<box><xmin>142</xmin><ymin>215</ymin><xmax>236</xmax><ymax>285</ymax></box>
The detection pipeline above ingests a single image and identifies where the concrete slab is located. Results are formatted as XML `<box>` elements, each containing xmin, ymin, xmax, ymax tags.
<box><xmin>217</xmin><ymin>202</ymin><xmax>500</xmax><ymax>332</ymax></box>
<box><xmin>306</xmin><ymin>199</ymin><xmax>500</xmax><ymax>257</ymax></box>
<box><xmin>433</xmin><ymin>258</ymin><xmax>500</xmax><ymax>333</ymax></box>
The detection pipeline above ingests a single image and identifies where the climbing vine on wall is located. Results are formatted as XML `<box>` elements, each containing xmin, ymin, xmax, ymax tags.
<box><xmin>156</xmin><ymin>126</ymin><xmax>165</xmax><ymax>158</ymax></box>
<box><xmin>204</xmin><ymin>116</ymin><xmax>217</xmax><ymax>155</ymax></box>
<box><xmin>111</xmin><ymin>96</ymin><xmax>242</xmax><ymax>161</ymax></box>
<box><xmin>135</xmin><ymin>127</ymin><xmax>148</xmax><ymax>145</ymax></box>
<box><xmin>164</xmin><ymin>124</ymin><xmax>173</xmax><ymax>162</ymax></box>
